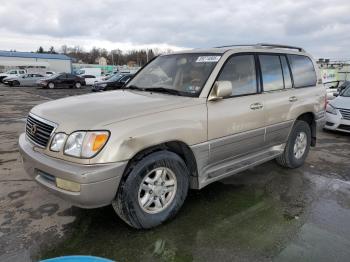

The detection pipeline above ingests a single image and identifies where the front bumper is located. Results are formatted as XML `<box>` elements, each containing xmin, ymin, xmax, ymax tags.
<box><xmin>324</xmin><ymin>112</ymin><xmax>350</xmax><ymax>133</ymax></box>
<box><xmin>18</xmin><ymin>133</ymin><xmax>128</xmax><ymax>208</ymax></box>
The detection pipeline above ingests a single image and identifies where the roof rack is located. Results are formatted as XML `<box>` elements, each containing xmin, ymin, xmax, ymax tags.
<box><xmin>214</xmin><ymin>43</ymin><xmax>305</xmax><ymax>52</ymax></box>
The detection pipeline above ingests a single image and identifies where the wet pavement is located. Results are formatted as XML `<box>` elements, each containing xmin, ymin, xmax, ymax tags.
<box><xmin>0</xmin><ymin>85</ymin><xmax>349</xmax><ymax>261</ymax></box>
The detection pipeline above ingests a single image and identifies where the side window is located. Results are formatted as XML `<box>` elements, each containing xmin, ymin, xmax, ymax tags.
<box><xmin>259</xmin><ymin>55</ymin><xmax>284</xmax><ymax>91</ymax></box>
<box><xmin>10</xmin><ymin>71</ymin><xmax>16</xmax><ymax>74</ymax></box>
<box><xmin>217</xmin><ymin>55</ymin><xmax>257</xmax><ymax>96</ymax></box>
<box><xmin>288</xmin><ymin>55</ymin><xmax>317</xmax><ymax>88</ymax></box>
<box><xmin>19</xmin><ymin>70</ymin><xmax>26</xmax><ymax>74</ymax></box>
<box><xmin>280</xmin><ymin>56</ymin><xmax>292</xmax><ymax>89</ymax></box>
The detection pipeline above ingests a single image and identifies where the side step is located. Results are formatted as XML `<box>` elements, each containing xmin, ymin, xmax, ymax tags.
<box><xmin>198</xmin><ymin>144</ymin><xmax>285</xmax><ymax>189</ymax></box>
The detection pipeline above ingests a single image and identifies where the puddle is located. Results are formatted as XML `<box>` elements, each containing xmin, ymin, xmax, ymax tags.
<box><xmin>40</xmin><ymin>182</ymin><xmax>304</xmax><ymax>262</ymax></box>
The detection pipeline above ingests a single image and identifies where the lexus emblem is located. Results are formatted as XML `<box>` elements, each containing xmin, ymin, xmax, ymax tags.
<box><xmin>30</xmin><ymin>124</ymin><xmax>38</xmax><ymax>136</ymax></box>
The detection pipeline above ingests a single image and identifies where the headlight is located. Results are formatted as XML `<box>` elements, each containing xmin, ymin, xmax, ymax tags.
<box><xmin>50</xmin><ymin>133</ymin><xmax>67</xmax><ymax>152</ymax></box>
<box><xmin>326</xmin><ymin>104</ymin><xmax>337</xmax><ymax>115</ymax></box>
<box><xmin>64</xmin><ymin>131</ymin><xmax>109</xmax><ymax>158</ymax></box>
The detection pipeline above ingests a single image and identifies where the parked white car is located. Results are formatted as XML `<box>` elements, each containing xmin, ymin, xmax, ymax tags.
<box><xmin>0</xmin><ymin>69</ymin><xmax>26</xmax><ymax>83</ymax></box>
<box><xmin>81</xmin><ymin>74</ymin><xmax>103</xmax><ymax>85</ymax></box>
<box><xmin>324</xmin><ymin>85</ymin><xmax>350</xmax><ymax>133</ymax></box>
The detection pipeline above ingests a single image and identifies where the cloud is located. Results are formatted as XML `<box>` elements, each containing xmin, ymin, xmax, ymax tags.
<box><xmin>0</xmin><ymin>0</ymin><xmax>349</xmax><ymax>58</ymax></box>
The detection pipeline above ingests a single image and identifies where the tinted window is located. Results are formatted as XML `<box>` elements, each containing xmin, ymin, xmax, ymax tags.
<box><xmin>19</xmin><ymin>70</ymin><xmax>26</xmax><ymax>74</ymax></box>
<box><xmin>259</xmin><ymin>55</ymin><xmax>284</xmax><ymax>91</ymax></box>
<box><xmin>280</xmin><ymin>56</ymin><xmax>292</xmax><ymax>89</ymax></box>
<box><xmin>57</xmin><ymin>74</ymin><xmax>66</xmax><ymax>79</ymax></box>
<box><xmin>83</xmin><ymin>75</ymin><xmax>95</xmax><ymax>78</ymax></box>
<box><xmin>288</xmin><ymin>55</ymin><xmax>317</xmax><ymax>88</ymax></box>
<box><xmin>217</xmin><ymin>55</ymin><xmax>257</xmax><ymax>96</ymax></box>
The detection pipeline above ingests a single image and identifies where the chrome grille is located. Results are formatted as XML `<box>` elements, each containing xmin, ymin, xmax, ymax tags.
<box><xmin>26</xmin><ymin>114</ymin><xmax>55</xmax><ymax>147</ymax></box>
<box><xmin>339</xmin><ymin>108</ymin><xmax>350</xmax><ymax>120</ymax></box>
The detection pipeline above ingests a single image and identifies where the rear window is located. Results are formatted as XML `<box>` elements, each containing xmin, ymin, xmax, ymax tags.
<box><xmin>288</xmin><ymin>55</ymin><xmax>317</xmax><ymax>88</ymax></box>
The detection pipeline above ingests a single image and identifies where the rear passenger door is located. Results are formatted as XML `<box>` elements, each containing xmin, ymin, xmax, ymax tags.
<box><xmin>258</xmin><ymin>54</ymin><xmax>295</xmax><ymax>146</ymax></box>
<box><xmin>207</xmin><ymin>54</ymin><xmax>266</xmax><ymax>164</ymax></box>
<box><xmin>65</xmin><ymin>74</ymin><xmax>76</xmax><ymax>86</ymax></box>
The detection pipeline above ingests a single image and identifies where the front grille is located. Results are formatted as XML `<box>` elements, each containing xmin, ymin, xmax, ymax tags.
<box><xmin>339</xmin><ymin>108</ymin><xmax>350</xmax><ymax>120</ymax></box>
<box><xmin>338</xmin><ymin>124</ymin><xmax>350</xmax><ymax>131</ymax></box>
<box><xmin>26</xmin><ymin>114</ymin><xmax>55</xmax><ymax>147</ymax></box>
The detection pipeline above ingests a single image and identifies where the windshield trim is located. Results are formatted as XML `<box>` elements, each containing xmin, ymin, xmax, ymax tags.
<box><xmin>125</xmin><ymin>53</ymin><xmax>221</xmax><ymax>98</ymax></box>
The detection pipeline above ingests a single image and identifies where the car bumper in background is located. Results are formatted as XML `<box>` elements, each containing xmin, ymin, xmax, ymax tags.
<box><xmin>18</xmin><ymin>133</ymin><xmax>128</xmax><ymax>208</ymax></box>
<box><xmin>324</xmin><ymin>112</ymin><xmax>350</xmax><ymax>133</ymax></box>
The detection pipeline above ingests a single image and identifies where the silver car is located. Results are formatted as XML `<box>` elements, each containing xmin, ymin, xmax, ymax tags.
<box><xmin>324</xmin><ymin>85</ymin><xmax>350</xmax><ymax>133</ymax></box>
<box><xmin>4</xmin><ymin>73</ymin><xmax>45</xmax><ymax>86</ymax></box>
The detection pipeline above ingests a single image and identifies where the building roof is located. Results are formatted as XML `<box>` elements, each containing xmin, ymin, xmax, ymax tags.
<box><xmin>0</xmin><ymin>50</ymin><xmax>71</xmax><ymax>60</ymax></box>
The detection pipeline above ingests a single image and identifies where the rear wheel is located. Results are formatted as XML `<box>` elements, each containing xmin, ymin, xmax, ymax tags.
<box><xmin>48</xmin><ymin>82</ymin><xmax>55</xmax><ymax>89</ymax></box>
<box><xmin>75</xmin><ymin>82</ymin><xmax>81</xmax><ymax>88</ymax></box>
<box><xmin>276</xmin><ymin>120</ymin><xmax>311</xmax><ymax>168</ymax></box>
<box><xmin>12</xmin><ymin>80</ymin><xmax>20</xmax><ymax>87</ymax></box>
<box><xmin>113</xmin><ymin>151</ymin><xmax>189</xmax><ymax>229</ymax></box>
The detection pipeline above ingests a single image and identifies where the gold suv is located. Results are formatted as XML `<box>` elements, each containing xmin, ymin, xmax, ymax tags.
<box><xmin>19</xmin><ymin>44</ymin><xmax>326</xmax><ymax>229</ymax></box>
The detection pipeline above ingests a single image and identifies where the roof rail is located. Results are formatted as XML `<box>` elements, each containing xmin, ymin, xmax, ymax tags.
<box><xmin>214</xmin><ymin>43</ymin><xmax>305</xmax><ymax>52</ymax></box>
<box><xmin>256</xmin><ymin>43</ymin><xmax>305</xmax><ymax>52</ymax></box>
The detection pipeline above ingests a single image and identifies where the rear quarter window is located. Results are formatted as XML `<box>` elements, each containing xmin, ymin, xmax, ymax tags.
<box><xmin>288</xmin><ymin>55</ymin><xmax>317</xmax><ymax>88</ymax></box>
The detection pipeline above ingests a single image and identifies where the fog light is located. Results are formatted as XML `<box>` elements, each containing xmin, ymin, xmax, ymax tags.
<box><xmin>56</xmin><ymin>177</ymin><xmax>81</xmax><ymax>192</ymax></box>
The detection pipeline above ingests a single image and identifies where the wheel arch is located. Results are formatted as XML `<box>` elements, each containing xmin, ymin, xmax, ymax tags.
<box><xmin>122</xmin><ymin>140</ymin><xmax>198</xmax><ymax>187</ymax></box>
<box><xmin>296</xmin><ymin>112</ymin><xmax>316</xmax><ymax>146</ymax></box>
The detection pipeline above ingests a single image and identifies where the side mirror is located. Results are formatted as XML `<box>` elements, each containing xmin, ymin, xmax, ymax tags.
<box><xmin>208</xmin><ymin>81</ymin><xmax>232</xmax><ymax>101</ymax></box>
<box><xmin>333</xmin><ymin>92</ymin><xmax>339</xmax><ymax>97</ymax></box>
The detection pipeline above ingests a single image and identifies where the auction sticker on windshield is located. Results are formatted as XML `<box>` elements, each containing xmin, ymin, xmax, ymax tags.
<box><xmin>196</xmin><ymin>56</ymin><xmax>221</xmax><ymax>63</ymax></box>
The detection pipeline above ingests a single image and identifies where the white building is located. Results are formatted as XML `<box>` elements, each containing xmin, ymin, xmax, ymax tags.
<box><xmin>0</xmin><ymin>51</ymin><xmax>72</xmax><ymax>73</ymax></box>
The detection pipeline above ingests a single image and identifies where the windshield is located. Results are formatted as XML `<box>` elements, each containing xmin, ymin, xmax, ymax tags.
<box><xmin>340</xmin><ymin>85</ymin><xmax>350</xmax><ymax>97</ymax></box>
<box><xmin>107</xmin><ymin>74</ymin><xmax>123</xmax><ymax>82</ymax></box>
<box><xmin>46</xmin><ymin>73</ymin><xmax>60</xmax><ymax>79</ymax></box>
<box><xmin>126</xmin><ymin>53</ymin><xmax>221</xmax><ymax>96</ymax></box>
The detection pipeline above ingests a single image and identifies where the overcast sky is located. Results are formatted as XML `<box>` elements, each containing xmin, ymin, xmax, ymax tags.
<box><xmin>0</xmin><ymin>0</ymin><xmax>349</xmax><ymax>59</ymax></box>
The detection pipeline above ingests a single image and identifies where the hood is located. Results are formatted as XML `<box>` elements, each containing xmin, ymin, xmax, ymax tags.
<box><xmin>31</xmin><ymin>90</ymin><xmax>200</xmax><ymax>132</ymax></box>
<box><xmin>3</xmin><ymin>76</ymin><xmax>18</xmax><ymax>81</ymax></box>
<box><xmin>330</xmin><ymin>96</ymin><xmax>350</xmax><ymax>109</ymax></box>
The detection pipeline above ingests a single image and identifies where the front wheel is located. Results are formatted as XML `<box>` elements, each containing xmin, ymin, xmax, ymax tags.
<box><xmin>113</xmin><ymin>151</ymin><xmax>189</xmax><ymax>229</ymax></box>
<box><xmin>276</xmin><ymin>120</ymin><xmax>311</xmax><ymax>168</ymax></box>
<box><xmin>75</xmin><ymin>82</ymin><xmax>81</xmax><ymax>88</ymax></box>
<box><xmin>12</xmin><ymin>80</ymin><xmax>20</xmax><ymax>86</ymax></box>
<box><xmin>48</xmin><ymin>82</ymin><xmax>55</xmax><ymax>89</ymax></box>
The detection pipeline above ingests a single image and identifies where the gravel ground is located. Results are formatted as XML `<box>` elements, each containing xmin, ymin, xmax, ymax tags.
<box><xmin>0</xmin><ymin>84</ymin><xmax>349</xmax><ymax>262</ymax></box>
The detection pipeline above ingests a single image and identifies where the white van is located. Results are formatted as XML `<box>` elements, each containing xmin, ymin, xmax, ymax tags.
<box><xmin>76</xmin><ymin>68</ymin><xmax>101</xmax><ymax>77</ymax></box>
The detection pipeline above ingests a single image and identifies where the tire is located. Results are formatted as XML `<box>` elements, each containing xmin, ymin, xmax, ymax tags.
<box><xmin>276</xmin><ymin>120</ymin><xmax>311</xmax><ymax>168</ymax></box>
<box><xmin>75</xmin><ymin>82</ymin><xmax>81</xmax><ymax>88</ymax></box>
<box><xmin>113</xmin><ymin>151</ymin><xmax>189</xmax><ymax>229</ymax></box>
<box><xmin>48</xmin><ymin>82</ymin><xmax>55</xmax><ymax>89</ymax></box>
<box><xmin>12</xmin><ymin>80</ymin><xmax>20</xmax><ymax>87</ymax></box>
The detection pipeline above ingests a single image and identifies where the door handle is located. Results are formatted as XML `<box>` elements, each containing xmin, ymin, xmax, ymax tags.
<box><xmin>250</xmin><ymin>102</ymin><xmax>264</xmax><ymax>110</ymax></box>
<box><xmin>289</xmin><ymin>96</ymin><xmax>298</xmax><ymax>102</ymax></box>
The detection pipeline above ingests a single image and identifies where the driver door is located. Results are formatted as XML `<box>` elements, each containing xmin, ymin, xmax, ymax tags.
<box><xmin>207</xmin><ymin>54</ymin><xmax>266</xmax><ymax>165</ymax></box>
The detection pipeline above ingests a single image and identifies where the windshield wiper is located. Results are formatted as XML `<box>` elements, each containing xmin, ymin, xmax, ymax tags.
<box><xmin>124</xmin><ymin>84</ymin><xmax>144</xmax><ymax>91</ymax></box>
<box><xmin>144</xmin><ymin>87</ymin><xmax>182</xmax><ymax>96</ymax></box>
